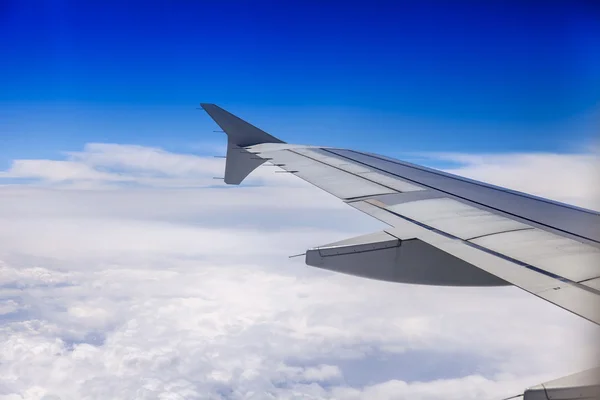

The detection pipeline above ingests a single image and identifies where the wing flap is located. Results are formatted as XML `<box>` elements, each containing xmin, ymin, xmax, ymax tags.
<box><xmin>364</xmin><ymin>196</ymin><xmax>600</xmax><ymax>286</ymax></box>
<box><xmin>386</xmin><ymin>197</ymin><xmax>532</xmax><ymax>240</ymax></box>
<box><xmin>471</xmin><ymin>229</ymin><xmax>600</xmax><ymax>282</ymax></box>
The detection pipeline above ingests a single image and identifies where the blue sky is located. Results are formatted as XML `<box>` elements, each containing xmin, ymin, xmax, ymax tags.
<box><xmin>1</xmin><ymin>1</ymin><xmax>599</xmax><ymax>169</ymax></box>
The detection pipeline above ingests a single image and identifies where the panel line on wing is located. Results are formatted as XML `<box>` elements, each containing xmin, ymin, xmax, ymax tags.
<box><xmin>284</xmin><ymin>150</ymin><xmax>398</xmax><ymax>198</ymax></box>
<box><xmin>289</xmin><ymin>149</ymin><xmax>424</xmax><ymax>193</ymax></box>
<box><xmin>465</xmin><ymin>227</ymin><xmax>535</xmax><ymax>241</ymax></box>
<box><xmin>262</xmin><ymin>149</ymin><xmax>395</xmax><ymax>199</ymax></box>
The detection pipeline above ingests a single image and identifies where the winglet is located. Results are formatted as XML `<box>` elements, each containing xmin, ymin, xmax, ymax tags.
<box><xmin>200</xmin><ymin>103</ymin><xmax>285</xmax><ymax>185</ymax></box>
<box><xmin>200</xmin><ymin>104</ymin><xmax>284</xmax><ymax>147</ymax></box>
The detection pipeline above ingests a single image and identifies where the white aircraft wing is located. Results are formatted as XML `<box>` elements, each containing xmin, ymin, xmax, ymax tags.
<box><xmin>201</xmin><ymin>103</ymin><xmax>600</xmax><ymax>399</ymax></box>
<box><xmin>201</xmin><ymin>103</ymin><xmax>600</xmax><ymax>324</ymax></box>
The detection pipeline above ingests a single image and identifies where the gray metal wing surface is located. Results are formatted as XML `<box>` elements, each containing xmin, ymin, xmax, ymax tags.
<box><xmin>201</xmin><ymin>103</ymin><xmax>600</xmax><ymax>327</ymax></box>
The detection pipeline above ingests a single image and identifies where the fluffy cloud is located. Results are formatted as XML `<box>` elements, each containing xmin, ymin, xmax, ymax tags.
<box><xmin>0</xmin><ymin>159</ymin><xmax>129</xmax><ymax>183</ymax></box>
<box><xmin>0</xmin><ymin>143</ymin><xmax>304</xmax><ymax>189</ymax></box>
<box><xmin>0</xmin><ymin>143</ymin><xmax>598</xmax><ymax>400</ymax></box>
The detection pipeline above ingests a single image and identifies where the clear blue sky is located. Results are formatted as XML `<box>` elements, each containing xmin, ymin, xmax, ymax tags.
<box><xmin>1</xmin><ymin>1</ymin><xmax>599</xmax><ymax>168</ymax></box>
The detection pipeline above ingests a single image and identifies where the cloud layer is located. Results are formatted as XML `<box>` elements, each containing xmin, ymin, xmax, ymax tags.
<box><xmin>0</xmin><ymin>143</ymin><xmax>598</xmax><ymax>400</ymax></box>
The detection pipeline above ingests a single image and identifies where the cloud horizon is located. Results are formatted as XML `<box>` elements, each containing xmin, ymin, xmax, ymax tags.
<box><xmin>0</xmin><ymin>143</ymin><xmax>598</xmax><ymax>400</ymax></box>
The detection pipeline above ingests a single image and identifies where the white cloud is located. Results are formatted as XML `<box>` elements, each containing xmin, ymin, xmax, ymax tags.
<box><xmin>0</xmin><ymin>143</ymin><xmax>598</xmax><ymax>400</ymax></box>
<box><xmin>68</xmin><ymin>143</ymin><xmax>223</xmax><ymax>176</ymax></box>
<box><xmin>0</xmin><ymin>142</ymin><xmax>305</xmax><ymax>189</ymax></box>
<box><xmin>0</xmin><ymin>159</ymin><xmax>129</xmax><ymax>183</ymax></box>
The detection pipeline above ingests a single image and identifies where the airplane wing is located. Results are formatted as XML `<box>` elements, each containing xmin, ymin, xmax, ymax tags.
<box><xmin>201</xmin><ymin>103</ymin><xmax>600</xmax><ymax>399</ymax></box>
